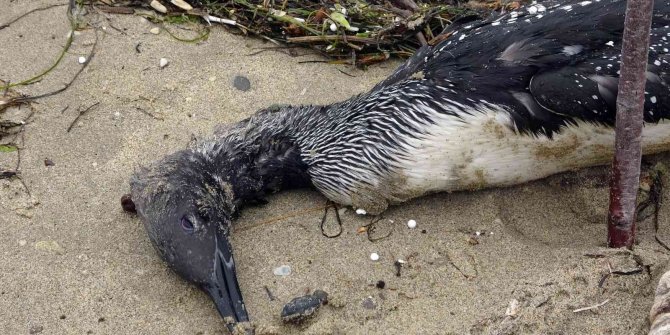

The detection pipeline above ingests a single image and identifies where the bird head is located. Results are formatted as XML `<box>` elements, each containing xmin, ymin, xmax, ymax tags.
<box><xmin>127</xmin><ymin>149</ymin><xmax>249</xmax><ymax>329</ymax></box>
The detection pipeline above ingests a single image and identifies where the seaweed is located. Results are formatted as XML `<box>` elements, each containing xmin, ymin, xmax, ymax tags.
<box><xmin>91</xmin><ymin>0</ymin><xmax>521</xmax><ymax>65</ymax></box>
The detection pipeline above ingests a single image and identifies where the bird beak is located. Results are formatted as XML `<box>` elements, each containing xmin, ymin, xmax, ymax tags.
<box><xmin>203</xmin><ymin>231</ymin><xmax>250</xmax><ymax>332</ymax></box>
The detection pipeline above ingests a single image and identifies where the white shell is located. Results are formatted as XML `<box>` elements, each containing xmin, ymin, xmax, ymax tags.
<box><xmin>407</xmin><ymin>219</ymin><xmax>417</xmax><ymax>229</ymax></box>
<box><xmin>273</xmin><ymin>265</ymin><xmax>291</xmax><ymax>276</ymax></box>
<box><xmin>159</xmin><ymin>58</ymin><xmax>169</xmax><ymax>68</ymax></box>
<box><xmin>171</xmin><ymin>0</ymin><xmax>193</xmax><ymax>11</ymax></box>
<box><xmin>370</xmin><ymin>253</ymin><xmax>380</xmax><ymax>261</ymax></box>
<box><xmin>150</xmin><ymin>0</ymin><xmax>167</xmax><ymax>13</ymax></box>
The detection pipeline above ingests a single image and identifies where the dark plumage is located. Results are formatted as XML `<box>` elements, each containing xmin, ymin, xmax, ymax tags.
<box><xmin>129</xmin><ymin>0</ymin><xmax>670</xmax><ymax>331</ymax></box>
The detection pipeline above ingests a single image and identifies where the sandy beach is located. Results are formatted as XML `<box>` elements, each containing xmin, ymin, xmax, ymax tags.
<box><xmin>1</xmin><ymin>1</ymin><xmax>670</xmax><ymax>334</ymax></box>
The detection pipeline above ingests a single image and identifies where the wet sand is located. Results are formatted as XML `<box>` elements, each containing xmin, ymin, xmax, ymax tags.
<box><xmin>1</xmin><ymin>1</ymin><xmax>669</xmax><ymax>334</ymax></box>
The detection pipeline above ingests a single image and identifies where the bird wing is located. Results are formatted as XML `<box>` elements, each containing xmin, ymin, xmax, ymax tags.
<box><xmin>414</xmin><ymin>0</ymin><xmax>670</xmax><ymax>135</ymax></box>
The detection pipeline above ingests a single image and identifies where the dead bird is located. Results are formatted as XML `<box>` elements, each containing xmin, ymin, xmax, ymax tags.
<box><xmin>127</xmin><ymin>0</ymin><xmax>670</xmax><ymax>331</ymax></box>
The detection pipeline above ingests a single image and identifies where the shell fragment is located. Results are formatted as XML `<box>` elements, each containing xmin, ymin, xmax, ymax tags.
<box><xmin>170</xmin><ymin>0</ymin><xmax>193</xmax><ymax>11</ymax></box>
<box><xmin>205</xmin><ymin>15</ymin><xmax>236</xmax><ymax>26</ymax></box>
<box><xmin>149</xmin><ymin>0</ymin><xmax>167</xmax><ymax>13</ymax></box>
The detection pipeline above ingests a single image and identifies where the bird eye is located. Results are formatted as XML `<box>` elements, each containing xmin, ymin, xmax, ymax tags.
<box><xmin>181</xmin><ymin>216</ymin><xmax>195</xmax><ymax>233</ymax></box>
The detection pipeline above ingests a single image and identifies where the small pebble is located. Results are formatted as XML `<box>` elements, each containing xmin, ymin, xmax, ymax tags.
<box><xmin>233</xmin><ymin>75</ymin><xmax>251</xmax><ymax>91</ymax></box>
<box><xmin>370</xmin><ymin>252</ymin><xmax>380</xmax><ymax>261</ymax></box>
<box><xmin>355</xmin><ymin>208</ymin><xmax>367</xmax><ymax>215</ymax></box>
<box><xmin>34</xmin><ymin>241</ymin><xmax>64</xmax><ymax>255</ymax></box>
<box><xmin>281</xmin><ymin>290</ymin><xmax>328</xmax><ymax>324</ymax></box>
<box><xmin>121</xmin><ymin>194</ymin><xmax>136</xmax><ymax>213</ymax></box>
<box><xmin>375</xmin><ymin>280</ymin><xmax>385</xmax><ymax>289</ymax></box>
<box><xmin>361</xmin><ymin>296</ymin><xmax>377</xmax><ymax>310</ymax></box>
<box><xmin>273</xmin><ymin>265</ymin><xmax>291</xmax><ymax>276</ymax></box>
<box><xmin>44</xmin><ymin>158</ymin><xmax>55</xmax><ymax>166</ymax></box>
<box><xmin>312</xmin><ymin>289</ymin><xmax>328</xmax><ymax>303</ymax></box>
<box><xmin>407</xmin><ymin>219</ymin><xmax>417</xmax><ymax>229</ymax></box>
<box><xmin>329</xmin><ymin>23</ymin><xmax>337</xmax><ymax>32</ymax></box>
<box><xmin>394</xmin><ymin>259</ymin><xmax>405</xmax><ymax>277</ymax></box>
<box><xmin>159</xmin><ymin>58</ymin><xmax>169</xmax><ymax>69</ymax></box>
<box><xmin>505</xmin><ymin>298</ymin><xmax>520</xmax><ymax>316</ymax></box>
<box><xmin>78</xmin><ymin>56</ymin><xmax>87</xmax><ymax>64</ymax></box>
<box><xmin>149</xmin><ymin>27</ymin><xmax>160</xmax><ymax>35</ymax></box>
<box><xmin>475</xmin><ymin>231</ymin><xmax>482</xmax><ymax>236</ymax></box>
<box><xmin>28</xmin><ymin>325</ymin><xmax>44</xmax><ymax>334</ymax></box>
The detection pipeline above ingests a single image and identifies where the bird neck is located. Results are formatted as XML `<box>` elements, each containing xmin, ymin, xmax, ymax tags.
<box><xmin>202</xmin><ymin>105</ymin><xmax>318</xmax><ymax>212</ymax></box>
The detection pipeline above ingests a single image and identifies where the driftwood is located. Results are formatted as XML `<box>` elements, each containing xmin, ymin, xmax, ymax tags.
<box><xmin>607</xmin><ymin>0</ymin><xmax>654</xmax><ymax>247</ymax></box>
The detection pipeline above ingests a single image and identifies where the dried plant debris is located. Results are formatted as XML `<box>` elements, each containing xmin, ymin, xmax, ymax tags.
<box><xmin>0</xmin><ymin>81</ymin><xmax>33</xmax><ymax>139</ymax></box>
<box><xmin>91</xmin><ymin>0</ymin><xmax>524</xmax><ymax>65</ymax></box>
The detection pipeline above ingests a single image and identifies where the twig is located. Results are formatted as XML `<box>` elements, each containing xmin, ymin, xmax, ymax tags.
<box><xmin>245</xmin><ymin>46</ymin><xmax>302</xmax><ymax>57</ymax></box>
<box><xmin>336</xmin><ymin>68</ymin><xmax>356</xmax><ymax>77</ymax></box>
<box><xmin>598</xmin><ymin>272</ymin><xmax>610</xmax><ymax>288</ymax></box>
<box><xmin>611</xmin><ymin>268</ymin><xmax>643</xmax><ymax>275</ymax></box>
<box><xmin>607</xmin><ymin>0</ymin><xmax>654</xmax><ymax>248</ymax></box>
<box><xmin>134</xmin><ymin>107</ymin><xmax>164</xmax><ymax>121</ymax></box>
<box><xmin>287</xmin><ymin>35</ymin><xmax>390</xmax><ymax>45</ymax></box>
<box><xmin>448</xmin><ymin>258</ymin><xmax>470</xmax><ymax>279</ymax></box>
<box><xmin>106</xmin><ymin>23</ymin><xmax>127</xmax><ymax>35</ymax></box>
<box><xmin>297</xmin><ymin>60</ymin><xmax>333</xmax><ymax>64</ymax></box>
<box><xmin>93</xmin><ymin>5</ymin><xmax>135</xmax><ymax>15</ymax></box>
<box><xmin>0</xmin><ymin>3</ymin><xmax>67</xmax><ymax>30</ymax></box>
<box><xmin>263</xmin><ymin>285</ymin><xmax>276</xmax><ymax>301</ymax></box>
<box><xmin>67</xmin><ymin>102</ymin><xmax>100</xmax><ymax>132</ymax></box>
<box><xmin>0</xmin><ymin>170</ymin><xmax>17</xmax><ymax>179</ymax></box>
<box><xmin>572</xmin><ymin>299</ymin><xmax>610</xmax><ymax>313</ymax></box>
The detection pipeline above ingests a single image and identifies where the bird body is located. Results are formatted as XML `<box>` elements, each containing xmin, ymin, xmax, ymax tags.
<box><xmin>130</xmin><ymin>0</ymin><xmax>670</xmax><ymax>329</ymax></box>
<box><xmin>194</xmin><ymin>0</ymin><xmax>670</xmax><ymax>214</ymax></box>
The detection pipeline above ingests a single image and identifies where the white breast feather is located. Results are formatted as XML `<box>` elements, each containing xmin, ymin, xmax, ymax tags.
<box><xmin>394</xmin><ymin>105</ymin><xmax>670</xmax><ymax>196</ymax></box>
